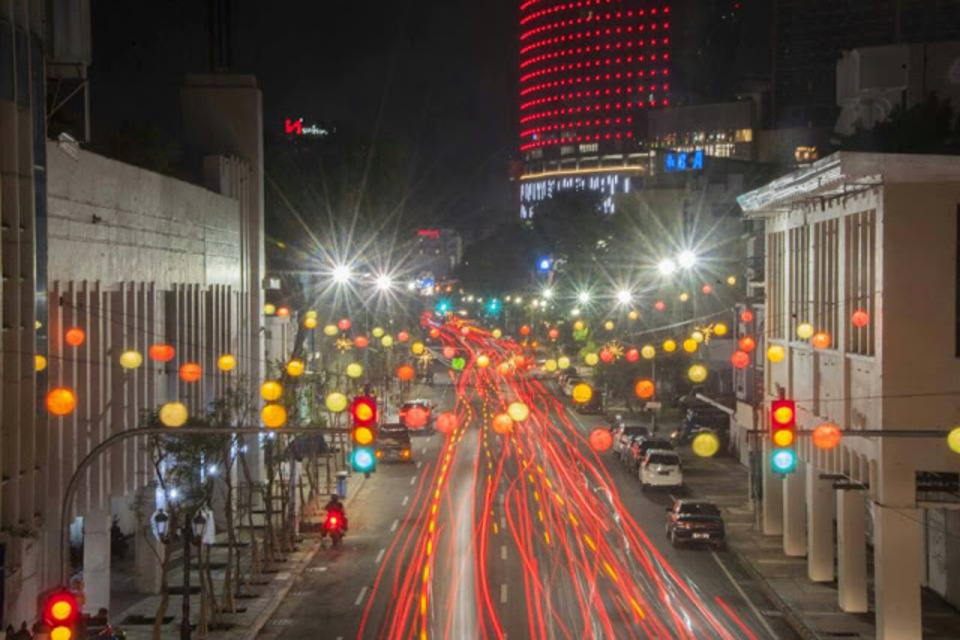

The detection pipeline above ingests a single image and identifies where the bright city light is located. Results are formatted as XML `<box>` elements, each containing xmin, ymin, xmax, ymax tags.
<box><xmin>542</xmin><ymin>288</ymin><xmax>554</xmax><ymax>299</ymax></box>
<box><xmin>658</xmin><ymin>258</ymin><xmax>677</xmax><ymax>276</ymax></box>
<box><xmin>571</xmin><ymin>308</ymin><xmax>581</xmax><ymax>316</ymax></box>
<box><xmin>332</xmin><ymin>263</ymin><xmax>352</xmax><ymax>284</ymax></box>
<box><xmin>616</xmin><ymin>289</ymin><xmax>632</xmax><ymax>305</ymax></box>
<box><xmin>578</xmin><ymin>291</ymin><xmax>591</xmax><ymax>304</ymax></box>
<box><xmin>678</xmin><ymin>250</ymin><xmax>697</xmax><ymax>269</ymax></box>
<box><xmin>375</xmin><ymin>274</ymin><xmax>393</xmax><ymax>291</ymax></box>
<box><xmin>406</xmin><ymin>280</ymin><xmax>417</xmax><ymax>291</ymax></box>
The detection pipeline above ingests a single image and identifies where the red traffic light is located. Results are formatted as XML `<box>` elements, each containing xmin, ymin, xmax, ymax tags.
<box><xmin>350</xmin><ymin>396</ymin><xmax>377</xmax><ymax>427</ymax></box>
<box><xmin>770</xmin><ymin>399</ymin><xmax>796</xmax><ymax>447</ymax></box>
<box><xmin>43</xmin><ymin>591</ymin><xmax>79</xmax><ymax>632</ymax></box>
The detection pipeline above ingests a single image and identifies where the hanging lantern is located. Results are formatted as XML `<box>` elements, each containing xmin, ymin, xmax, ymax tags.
<box><xmin>947</xmin><ymin>427</ymin><xmax>960</xmax><ymax>454</ymax></box>
<box><xmin>491</xmin><ymin>329</ymin><xmax>502</xmax><ymax>339</ymax></box>
<box><xmin>337</xmin><ymin>318</ymin><xmax>352</xmax><ymax>332</ymax></box>
<box><xmin>411</xmin><ymin>341</ymin><xmax>425</xmax><ymax>355</ymax></box>
<box><xmin>691</xmin><ymin>330</ymin><xmax>705</xmax><ymax>344</ymax></box>
<box><xmin>557</xmin><ymin>356</ymin><xmax>571</xmax><ymax>370</ymax></box>
<box><xmin>120</xmin><ymin>350</ymin><xmax>144</xmax><ymax>370</ymax></box>
<box><xmin>355</xmin><ymin>336</ymin><xmax>369</xmax><ymax>348</ymax></box>
<box><xmin>381</xmin><ymin>335</ymin><xmax>394</xmax><ymax>347</ymax></box>
<box><xmin>851</xmin><ymin>309</ymin><xmax>869</xmax><ymax>328</ymax></box>
<box><xmin>304</xmin><ymin>317</ymin><xmax>318</xmax><ymax>329</ymax></box>
<box><xmin>738</xmin><ymin>336</ymin><xmax>756</xmax><ymax>353</ymax></box>
<box><xmin>682</xmin><ymin>339</ymin><xmax>698</xmax><ymax>353</ymax></box>
<box><xmin>159</xmin><ymin>401</ymin><xmax>188</xmax><ymax>427</ymax></box>
<box><xmin>796</xmin><ymin>323</ymin><xmax>815</xmax><ymax>340</ymax></box>
<box><xmin>325</xmin><ymin>392</ymin><xmax>348</xmax><ymax>413</ymax></box>
<box><xmin>46</xmin><ymin>387</ymin><xmax>77</xmax><ymax>416</ymax></box>
<box><xmin>599</xmin><ymin>349</ymin><xmax>614</xmax><ymax>364</ymax></box>
<box><xmin>477</xmin><ymin>354</ymin><xmax>491</xmax><ymax>368</ymax></box>
<box><xmin>261</xmin><ymin>403</ymin><xmax>288</xmax><ymax>429</ymax></box>
<box><xmin>451</xmin><ymin>357</ymin><xmax>466</xmax><ymax>370</ymax></box>
<box><xmin>573</xmin><ymin>320</ymin><xmax>585</xmax><ymax>332</ymax></box>
<box><xmin>305</xmin><ymin>310</ymin><xmax>318</xmax><ymax>319</ymax></box>
<box><xmin>584</xmin><ymin>352</ymin><xmax>599</xmax><ymax>366</ymax></box>
<box><xmin>287</xmin><ymin>359</ymin><xmax>305</xmax><ymax>377</ymax></box>
<box><xmin>572</xmin><ymin>383</ymin><xmax>593</xmax><ymax>405</ymax></box>
<box><xmin>679</xmin><ymin>293</ymin><xmax>689</xmax><ymax>303</ymax></box>
<box><xmin>217</xmin><ymin>354</ymin><xmax>237</xmax><ymax>372</ymax></box>
<box><xmin>507</xmin><ymin>402</ymin><xmax>530</xmax><ymax>422</ymax></box>
<box><xmin>812</xmin><ymin>424</ymin><xmax>842</xmax><ymax>450</ymax></box>
<box><xmin>702</xmin><ymin>284</ymin><xmax>713</xmax><ymax>295</ymax></box>
<box><xmin>35</xmin><ymin>354</ymin><xmax>47</xmax><ymax>372</ymax></box>
<box><xmin>548</xmin><ymin>328</ymin><xmax>560</xmax><ymax>340</ymax></box>
<box><xmin>396</xmin><ymin>364</ymin><xmax>416</xmax><ymax>382</ymax></box>
<box><xmin>513</xmin><ymin>354</ymin><xmax>526</xmax><ymax>368</ymax></box>
<box><xmin>731</xmin><ymin>350</ymin><xmax>750</xmax><ymax>369</ymax></box>
<box><xmin>148</xmin><ymin>343</ymin><xmax>176</xmax><ymax>363</ymax></box>
<box><xmin>276</xmin><ymin>307</ymin><xmax>291</xmax><ymax>318</ymax></box>
<box><xmin>372</xmin><ymin>327</ymin><xmax>385</xmax><ymax>338</ymax></box>
<box><xmin>714</xmin><ymin>322</ymin><xmax>729</xmax><ymax>337</ymax></box>
<box><xmin>811</xmin><ymin>332</ymin><xmax>832</xmax><ymax>349</ymax></box>
<box><xmin>496</xmin><ymin>361</ymin><xmax>512</xmax><ymax>376</ymax></box>
<box><xmin>641</xmin><ymin>345</ymin><xmax>656</xmax><ymax>359</ymax></box>
<box><xmin>692</xmin><ymin>432</ymin><xmax>720</xmax><ymax>458</ymax></box>
<box><xmin>346</xmin><ymin>363</ymin><xmax>364</xmax><ymax>379</ymax></box>
<box><xmin>655</xmin><ymin>301</ymin><xmax>666</xmax><ymax>311</ymax></box>
<box><xmin>634</xmin><ymin>379</ymin><xmax>655</xmax><ymax>399</ymax></box>
<box><xmin>397</xmin><ymin>331</ymin><xmax>410</xmax><ymax>343</ymax></box>
<box><xmin>519</xmin><ymin>325</ymin><xmax>531</xmax><ymax>336</ymax></box>
<box><xmin>604</xmin><ymin>321</ymin><xmax>615</xmax><ymax>331</ymax></box>
<box><xmin>261</xmin><ymin>380</ymin><xmax>283</xmax><ymax>401</ymax></box>
<box><xmin>544</xmin><ymin>359</ymin><xmax>558</xmax><ymax>372</ymax></box>
<box><xmin>264</xmin><ymin>304</ymin><xmax>276</xmax><ymax>316</ymax></box>
<box><xmin>323</xmin><ymin>324</ymin><xmax>339</xmax><ymax>337</ymax></box>
<box><xmin>436</xmin><ymin>412</ymin><xmax>458</xmax><ymax>434</ymax></box>
<box><xmin>64</xmin><ymin>327</ymin><xmax>86</xmax><ymax>347</ymax></box>
<box><xmin>688</xmin><ymin>364</ymin><xmax>708</xmax><ymax>383</ymax></box>
<box><xmin>589</xmin><ymin>428</ymin><xmax>614</xmax><ymax>452</ymax></box>
<box><xmin>179</xmin><ymin>362</ymin><xmax>202</xmax><ymax>383</ymax></box>
<box><xmin>625</xmin><ymin>348</ymin><xmax>640</xmax><ymax>363</ymax></box>
<box><xmin>767</xmin><ymin>344</ymin><xmax>786</xmax><ymax>363</ymax></box>
<box><xmin>628</xmin><ymin>310</ymin><xmax>639</xmax><ymax>321</ymax></box>
<box><xmin>740</xmin><ymin>310</ymin><xmax>754</xmax><ymax>323</ymax></box>
<box><xmin>492</xmin><ymin>413</ymin><xmax>513</xmax><ymax>435</ymax></box>
<box><xmin>443</xmin><ymin>346</ymin><xmax>456</xmax><ymax>359</ymax></box>
<box><xmin>662</xmin><ymin>339</ymin><xmax>677</xmax><ymax>353</ymax></box>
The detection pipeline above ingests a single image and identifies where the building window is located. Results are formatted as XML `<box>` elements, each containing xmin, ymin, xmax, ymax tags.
<box><xmin>845</xmin><ymin>209</ymin><xmax>876</xmax><ymax>356</ymax></box>
<box><xmin>767</xmin><ymin>231</ymin><xmax>786</xmax><ymax>340</ymax></box>
<box><xmin>813</xmin><ymin>219</ymin><xmax>840</xmax><ymax>344</ymax></box>
<box><xmin>789</xmin><ymin>225</ymin><xmax>810</xmax><ymax>340</ymax></box>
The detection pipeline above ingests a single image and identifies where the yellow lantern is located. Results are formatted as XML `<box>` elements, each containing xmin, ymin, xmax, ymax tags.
<box><xmin>726</xmin><ymin>276</ymin><xmax>737</xmax><ymax>286</ymax></box>
<box><xmin>573</xmin><ymin>320</ymin><xmax>585</xmax><ymax>332</ymax></box>
<box><xmin>346</xmin><ymin>363</ymin><xmax>364</xmax><ymax>379</ymax></box>
<box><xmin>477</xmin><ymin>354</ymin><xmax>490</xmax><ymax>368</ymax></box>
<box><xmin>662</xmin><ymin>339</ymin><xmax>677</xmax><ymax>353</ymax></box>
<box><xmin>691</xmin><ymin>330</ymin><xmax>705</xmax><ymax>344</ymax></box>
<box><xmin>714</xmin><ymin>322</ymin><xmax>728</xmax><ymax>337</ymax></box>
<box><xmin>304</xmin><ymin>317</ymin><xmax>318</xmax><ymax>329</ymax></box>
<box><xmin>261</xmin><ymin>403</ymin><xmax>288</xmax><ymax>429</ymax></box>
<box><xmin>544</xmin><ymin>359</ymin><xmax>558</xmax><ymax>372</ymax></box>
<box><xmin>35</xmin><ymin>354</ymin><xmax>48</xmax><ymax>372</ymax></box>
<box><xmin>641</xmin><ymin>345</ymin><xmax>656</xmax><ymax>360</ymax></box>
<box><xmin>572</xmin><ymin>383</ymin><xmax>593</xmax><ymax>405</ymax></box>
<box><xmin>492</xmin><ymin>329</ymin><xmax>502</xmax><ymax>339</ymax></box>
<box><xmin>682</xmin><ymin>338</ymin><xmax>698</xmax><ymax>353</ymax></box>
<box><xmin>372</xmin><ymin>327</ymin><xmax>385</xmax><ymax>338</ymax></box>
<box><xmin>796</xmin><ymin>322</ymin><xmax>815</xmax><ymax>340</ymax></box>
<box><xmin>287</xmin><ymin>359</ymin><xmax>305</xmax><ymax>377</ymax></box>
<box><xmin>411</xmin><ymin>341</ymin><xmax>425</xmax><ymax>355</ymax></box>
<box><xmin>325</xmin><ymin>392</ymin><xmax>348</xmax><ymax>413</ymax></box>
<box><xmin>160</xmin><ymin>402</ymin><xmax>188</xmax><ymax>428</ymax></box>
<box><xmin>323</xmin><ymin>324</ymin><xmax>338</xmax><ymax>337</ymax></box>
<box><xmin>692</xmin><ymin>432</ymin><xmax>721</xmax><ymax>458</ymax></box>
<box><xmin>767</xmin><ymin>345</ymin><xmax>786</xmax><ymax>363</ymax></box>
<box><xmin>679</xmin><ymin>292</ymin><xmax>689</xmax><ymax>302</ymax></box>
<box><xmin>264</xmin><ymin>304</ymin><xmax>276</xmax><ymax>315</ymax></box>
<box><xmin>120</xmin><ymin>350</ymin><xmax>143</xmax><ymax>370</ymax></box>
<box><xmin>217</xmin><ymin>354</ymin><xmax>237</xmax><ymax>372</ymax></box>
<box><xmin>507</xmin><ymin>402</ymin><xmax>530</xmax><ymax>422</ymax></box>
<box><xmin>557</xmin><ymin>356</ymin><xmax>571</xmax><ymax>370</ymax></box>
<box><xmin>305</xmin><ymin>310</ymin><xmax>318</xmax><ymax>319</ymax></box>
<box><xmin>604</xmin><ymin>320</ymin><xmax>615</xmax><ymax>331</ymax></box>
<box><xmin>947</xmin><ymin>427</ymin><xmax>960</xmax><ymax>454</ymax></box>
<box><xmin>688</xmin><ymin>364</ymin><xmax>708</xmax><ymax>383</ymax></box>
<box><xmin>584</xmin><ymin>352</ymin><xmax>599</xmax><ymax>366</ymax></box>
<box><xmin>628</xmin><ymin>310</ymin><xmax>639</xmax><ymax>321</ymax></box>
<box><xmin>381</xmin><ymin>335</ymin><xmax>394</xmax><ymax>348</ymax></box>
<box><xmin>261</xmin><ymin>380</ymin><xmax>283</xmax><ymax>401</ymax></box>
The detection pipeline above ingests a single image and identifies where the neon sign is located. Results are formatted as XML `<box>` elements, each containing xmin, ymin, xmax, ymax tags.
<box><xmin>418</xmin><ymin>229</ymin><xmax>441</xmax><ymax>239</ymax></box>
<box><xmin>284</xmin><ymin>118</ymin><xmax>330</xmax><ymax>138</ymax></box>
<box><xmin>664</xmin><ymin>150</ymin><xmax>705</xmax><ymax>173</ymax></box>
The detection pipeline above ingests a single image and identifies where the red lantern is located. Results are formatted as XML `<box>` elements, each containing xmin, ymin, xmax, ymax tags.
<box><xmin>731</xmin><ymin>350</ymin><xmax>750</xmax><ymax>369</ymax></box>
<box><xmin>740</xmin><ymin>309</ymin><xmax>754</xmax><ymax>323</ymax></box>
<box><xmin>396</xmin><ymin>364</ymin><xmax>416</xmax><ymax>382</ymax></box>
<box><xmin>397</xmin><ymin>331</ymin><xmax>410</xmax><ymax>343</ymax></box>
<box><xmin>599</xmin><ymin>349</ymin><xmax>614</xmax><ymax>364</ymax></box>
<box><xmin>519</xmin><ymin>325</ymin><xmax>531</xmax><ymax>336</ymax></box>
<box><xmin>443</xmin><ymin>346</ymin><xmax>456</xmax><ymax>359</ymax></box>
<box><xmin>179</xmin><ymin>362</ymin><xmax>202</xmax><ymax>383</ymax></box>
<box><xmin>276</xmin><ymin>307</ymin><xmax>290</xmax><ymax>318</ymax></box>
<box><xmin>403</xmin><ymin>406</ymin><xmax>429</xmax><ymax>429</ymax></box>
<box><xmin>337</xmin><ymin>318</ymin><xmax>352</xmax><ymax>332</ymax></box>
<box><xmin>589</xmin><ymin>428</ymin><xmax>614</xmax><ymax>452</ymax></box>
<box><xmin>634</xmin><ymin>379</ymin><xmax>655</xmax><ymax>399</ymax></box>
<box><xmin>702</xmin><ymin>284</ymin><xmax>713</xmax><ymax>295</ymax></box>
<box><xmin>654</xmin><ymin>301</ymin><xmax>665</xmax><ymax>311</ymax></box>
<box><xmin>851</xmin><ymin>310</ymin><xmax>869</xmax><ymax>328</ymax></box>
<box><xmin>548</xmin><ymin>328</ymin><xmax>560</xmax><ymax>340</ymax></box>
<box><xmin>429</xmin><ymin>328</ymin><xmax>440</xmax><ymax>339</ymax></box>
<box><xmin>492</xmin><ymin>413</ymin><xmax>513</xmax><ymax>435</ymax></box>
<box><xmin>355</xmin><ymin>336</ymin><xmax>369</xmax><ymax>348</ymax></box>
<box><xmin>812</xmin><ymin>424</ymin><xmax>842</xmax><ymax>450</ymax></box>
<box><xmin>64</xmin><ymin>327</ymin><xmax>86</xmax><ymax>347</ymax></box>
<box><xmin>148</xmin><ymin>343</ymin><xmax>176</xmax><ymax>363</ymax></box>
<box><xmin>625</xmin><ymin>348</ymin><xmax>639</xmax><ymax>363</ymax></box>
<box><xmin>738</xmin><ymin>336</ymin><xmax>756</xmax><ymax>353</ymax></box>
<box><xmin>436</xmin><ymin>412</ymin><xmax>457</xmax><ymax>434</ymax></box>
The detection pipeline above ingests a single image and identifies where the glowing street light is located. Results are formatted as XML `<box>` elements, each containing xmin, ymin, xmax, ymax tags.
<box><xmin>578</xmin><ymin>291</ymin><xmax>591</xmax><ymax>304</ymax></box>
<box><xmin>542</xmin><ymin>288</ymin><xmax>554</xmax><ymax>300</ymax></box>
<box><xmin>678</xmin><ymin>250</ymin><xmax>697</xmax><ymax>269</ymax></box>
<box><xmin>658</xmin><ymin>258</ymin><xmax>677</xmax><ymax>276</ymax></box>
<box><xmin>616</xmin><ymin>289</ymin><xmax>632</xmax><ymax>305</ymax></box>
<box><xmin>332</xmin><ymin>263</ymin><xmax>352</xmax><ymax>284</ymax></box>
<box><xmin>571</xmin><ymin>308</ymin><xmax>581</xmax><ymax>316</ymax></box>
<box><xmin>375</xmin><ymin>274</ymin><xmax>393</xmax><ymax>291</ymax></box>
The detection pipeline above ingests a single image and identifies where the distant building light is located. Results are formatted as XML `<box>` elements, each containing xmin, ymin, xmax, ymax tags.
<box><xmin>664</xmin><ymin>149</ymin><xmax>705</xmax><ymax>173</ymax></box>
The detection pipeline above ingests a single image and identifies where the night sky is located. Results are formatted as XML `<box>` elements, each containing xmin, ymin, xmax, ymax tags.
<box><xmin>90</xmin><ymin>0</ymin><xmax>518</xmax><ymax>236</ymax></box>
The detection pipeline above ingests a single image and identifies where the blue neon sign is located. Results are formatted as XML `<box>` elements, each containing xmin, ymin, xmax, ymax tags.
<box><xmin>664</xmin><ymin>150</ymin><xmax>705</xmax><ymax>173</ymax></box>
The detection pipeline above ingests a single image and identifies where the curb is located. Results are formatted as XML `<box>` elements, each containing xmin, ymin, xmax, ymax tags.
<box><xmin>239</xmin><ymin>474</ymin><xmax>367</xmax><ymax>640</ymax></box>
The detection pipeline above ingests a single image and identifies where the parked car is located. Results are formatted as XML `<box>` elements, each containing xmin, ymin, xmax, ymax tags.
<box><xmin>639</xmin><ymin>449</ymin><xmax>683</xmax><ymax>490</ymax></box>
<box><xmin>626</xmin><ymin>436</ymin><xmax>673</xmax><ymax>473</ymax></box>
<box><xmin>612</xmin><ymin>423</ymin><xmax>650</xmax><ymax>457</ymax></box>
<box><xmin>665</xmin><ymin>499</ymin><xmax>726</xmax><ymax>548</ymax></box>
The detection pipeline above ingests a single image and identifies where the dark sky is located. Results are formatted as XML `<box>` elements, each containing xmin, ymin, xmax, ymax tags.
<box><xmin>90</xmin><ymin>0</ymin><xmax>518</xmax><ymax>234</ymax></box>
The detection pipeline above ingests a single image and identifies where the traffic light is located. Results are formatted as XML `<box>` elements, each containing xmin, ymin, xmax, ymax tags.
<box><xmin>350</xmin><ymin>395</ymin><xmax>377</xmax><ymax>475</ymax></box>
<box><xmin>770</xmin><ymin>398</ymin><xmax>797</xmax><ymax>473</ymax></box>
<box><xmin>42</xmin><ymin>590</ymin><xmax>80</xmax><ymax>640</ymax></box>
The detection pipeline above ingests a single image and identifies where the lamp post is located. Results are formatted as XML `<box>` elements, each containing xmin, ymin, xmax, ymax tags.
<box><xmin>153</xmin><ymin>508</ymin><xmax>207</xmax><ymax>640</ymax></box>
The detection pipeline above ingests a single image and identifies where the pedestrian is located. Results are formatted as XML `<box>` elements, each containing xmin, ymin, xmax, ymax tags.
<box><xmin>14</xmin><ymin>621</ymin><xmax>31</xmax><ymax>639</ymax></box>
<box><xmin>4</xmin><ymin>624</ymin><xmax>15</xmax><ymax>639</ymax></box>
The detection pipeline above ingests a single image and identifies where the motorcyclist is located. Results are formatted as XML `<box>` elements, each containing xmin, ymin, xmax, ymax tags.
<box><xmin>324</xmin><ymin>494</ymin><xmax>348</xmax><ymax>532</ymax></box>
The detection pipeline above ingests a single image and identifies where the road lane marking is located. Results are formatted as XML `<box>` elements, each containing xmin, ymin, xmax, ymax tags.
<box><xmin>410</xmin><ymin>476</ymin><xmax>417</xmax><ymax>485</ymax></box>
<box><xmin>416</xmin><ymin>461</ymin><xmax>423</xmax><ymax>469</ymax></box>
<box><xmin>501</xmin><ymin>546</ymin><xmax>507</xmax><ymax>560</ymax></box>
<box><xmin>500</xmin><ymin>583</ymin><xmax>508</xmax><ymax>603</ymax></box>
<box><xmin>306</xmin><ymin>566</ymin><xmax>327</xmax><ymax>573</ymax></box>
<box><xmin>402</xmin><ymin>495</ymin><xmax>409</xmax><ymax>506</ymax></box>
<box><xmin>375</xmin><ymin>548</ymin><xmax>386</xmax><ymax>564</ymax></box>
<box><xmin>422</xmin><ymin>447</ymin><xmax>427</xmax><ymax>454</ymax></box>
<box><xmin>355</xmin><ymin>586</ymin><xmax>368</xmax><ymax>606</ymax></box>
<box><xmin>711</xmin><ymin>551</ymin><xmax>778</xmax><ymax>639</ymax></box>
<box><xmin>391</xmin><ymin>519</ymin><xmax>399</xmax><ymax>532</ymax></box>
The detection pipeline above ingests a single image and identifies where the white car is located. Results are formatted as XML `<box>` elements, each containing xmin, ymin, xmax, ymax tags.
<box><xmin>639</xmin><ymin>450</ymin><xmax>683</xmax><ymax>489</ymax></box>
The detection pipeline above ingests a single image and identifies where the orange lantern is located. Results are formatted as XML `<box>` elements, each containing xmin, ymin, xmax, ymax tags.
<box><xmin>513</xmin><ymin>355</ymin><xmax>526</xmax><ymax>368</ymax></box>
<box><xmin>179</xmin><ymin>362</ymin><xmax>202</xmax><ymax>382</ymax></box>
<box><xmin>548</xmin><ymin>328</ymin><xmax>560</xmax><ymax>340</ymax></box>
<box><xmin>65</xmin><ymin>327</ymin><xmax>86</xmax><ymax>347</ymax></box>
<box><xmin>811</xmin><ymin>332</ymin><xmax>832</xmax><ymax>349</ymax></box>
<box><xmin>337</xmin><ymin>318</ymin><xmax>352</xmax><ymax>332</ymax></box>
<box><xmin>851</xmin><ymin>309</ymin><xmax>869</xmax><ymax>328</ymax></box>
<box><xmin>654</xmin><ymin>301</ymin><xmax>665</xmax><ymax>311</ymax></box>
<box><xmin>436</xmin><ymin>412</ymin><xmax>458</xmax><ymax>434</ymax></box>
<box><xmin>702</xmin><ymin>284</ymin><xmax>713</xmax><ymax>295</ymax></box>
<box><xmin>261</xmin><ymin>403</ymin><xmax>288</xmax><ymax>429</ymax></box>
<box><xmin>625</xmin><ymin>348</ymin><xmax>639</xmax><ymax>363</ymax></box>
<box><xmin>496</xmin><ymin>361</ymin><xmax>512</xmax><ymax>376</ymax></box>
<box><xmin>492</xmin><ymin>413</ymin><xmax>513</xmax><ymax>435</ymax></box>
<box><xmin>397</xmin><ymin>330</ymin><xmax>410</xmax><ymax>343</ymax></box>
<box><xmin>396</xmin><ymin>364</ymin><xmax>416</xmax><ymax>382</ymax></box>
<box><xmin>634</xmin><ymin>379</ymin><xmax>655</xmax><ymax>399</ymax></box>
<box><xmin>276</xmin><ymin>307</ymin><xmax>290</xmax><ymax>318</ymax></box>
<box><xmin>443</xmin><ymin>346</ymin><xmax>456</xmax><ymax>359</ymax></box>
<box><xmin>355</xmin><ymin>336</ymin><xmax>369</xmax><ymax>348</ymax></box>
<box><xmin>429</xmin><ymin>328</ymin><xmax>440</xmax><ymax>339</ymax></box>
<box><xmin>740</xmin><ymin>309</ymin><xmax>754</xmax><ymax>323</ymax></box>
<box><xmin>731</xmin><ymin>350</ymin><xmax>750</xmax><ymax>369</ymax></box>
<box><xmin>812</xmin><ymin>423</ymin><xmax>842</xmax><ymax>450</ymax></box>
<box><xmin>738</xmin><ymin>336</ymin><xmax>756</xmax><ymax>353</ymax></box>
<box><xmin>149</xmin><ymin>343</ymin><xmax>176</xmax><ymax>363</ymax></box>
<box><xmin>589</xmin><ymin>428</ymin><xmax>614</xmax><ymax>452</ymax></box>
<box><xmin>519</xmin><ymin>325</ymin><xmax>531</xmax><ymax>336</ymax></box>
<box><xmin>46</xmin><ymin>387</ymin><xmax>77</xmax><ymax>416</ymax></box>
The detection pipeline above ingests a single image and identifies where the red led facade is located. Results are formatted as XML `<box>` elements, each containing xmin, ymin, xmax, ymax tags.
<box><xmin>519</xmin><ymin>0</ymin><xmax>671</xmax><ymax>154</ymax></box>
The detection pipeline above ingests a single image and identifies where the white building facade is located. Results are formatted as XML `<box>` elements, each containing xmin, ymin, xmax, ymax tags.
<box><xmin>739</xmin><ymin>152</ymin><xmax>960</xmax><ymax>639</ymax></box>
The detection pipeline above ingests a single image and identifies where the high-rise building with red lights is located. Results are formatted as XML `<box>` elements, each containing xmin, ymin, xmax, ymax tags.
<box><xmin>518</xmin><ymin>0</ymin><xmax>672</xmax><ymax>217</ymax></box>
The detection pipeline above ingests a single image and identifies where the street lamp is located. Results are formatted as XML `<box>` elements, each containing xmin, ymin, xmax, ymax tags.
<box><xmin>616</xmin><ymin>289</ymin><xmax>632</xmax><ymax>305</ymax></box>
<box><xmin>332</xmin><ymin>263</ymin><xmax>352</xmax><ymax>284</ymax></box>
<box><xmin>658</xmin><ymin>258</ymin><xmax>677</xmax><ymax>276</ymax></box>
<box><xmin>577</xmin><ymin>291</ymin><xmax>591</xmax><ymax>304</ymax></box>
<box><xmin>678</xmin><ymin>250</ymin><xmax>697</xmax><ymax>269</ymax></box>
<box><xmin>375</xmin><ymin>274</ymin><xmax>393</xmax><ymax>291</ymax></box>
<box><xmin>542</xmin><ymin>288</ymin><xmax>554</xmax><ymax>300</ymax></box>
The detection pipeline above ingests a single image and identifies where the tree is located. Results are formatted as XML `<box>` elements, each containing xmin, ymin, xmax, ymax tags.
<box><xmin>531</xmin><ymin>189</ymin><xmax>607</xmax><ymax>267</ymax></box>
<box><xmin>839</xmin><ymin>95</ymin><xmax>960</xmax><ymax>154</ymax></box>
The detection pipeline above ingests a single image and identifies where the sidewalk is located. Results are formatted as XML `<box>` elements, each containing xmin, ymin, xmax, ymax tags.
<box><xmin>109</xmin><ymin>471</ymin><xmax>367</xmax><ymax>640</ymax></box>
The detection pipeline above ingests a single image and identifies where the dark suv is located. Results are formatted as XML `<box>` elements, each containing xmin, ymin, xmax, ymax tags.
<box><xmin>665</xmin><ymin>500</ymin><xmax>726</xmax><ymax>548</ymax></box>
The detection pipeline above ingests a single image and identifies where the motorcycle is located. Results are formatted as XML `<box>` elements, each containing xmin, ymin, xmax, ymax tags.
<box><xmin>323</xmin><ymin>511</ymin><xmax>346</xmax><ymax>547</ymax></box>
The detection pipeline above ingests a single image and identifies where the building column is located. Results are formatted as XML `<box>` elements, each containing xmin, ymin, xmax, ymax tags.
<box><xmin>806</xmin><ymin>464</ymin><xmax>835</xmax><ymax>581</ymax></box>
<box><xmin>875</xmin><ymin>505</ymin><xmax>922</xmax><ymax>640</ymax></box>
<box><xmin>83</xmin><ymin>508</ymin><xmax>111</xmax><ymax>613</ymax></box>
<box><xmin>837</xmin><ymin>490</ymin><xmax>868</xmax><ymax>612</ymax></box>
<box><xmin>783</xmin><ymin>463</ymin><xmax>807</xmax><ymax>556</ymax></box>
<box><xmin>762</xmin><ymin>440</ymin><xmax>784</xmax><ymax>535</ymax></box>
<box><xmin>134</xmin><ymin>488</ymin><xmax>165</xmax><ymax>594</ymax></box>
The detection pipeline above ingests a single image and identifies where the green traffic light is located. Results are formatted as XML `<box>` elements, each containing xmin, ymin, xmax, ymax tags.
<box><xmin>771</xmin><ymin>449</ymin><xmax>797</xmax><ymax>473</ymax></box>
<box><xmin>351</xmin><ymin>447</ymin><xmax>376</xmax><ymax>473</ymax></box>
